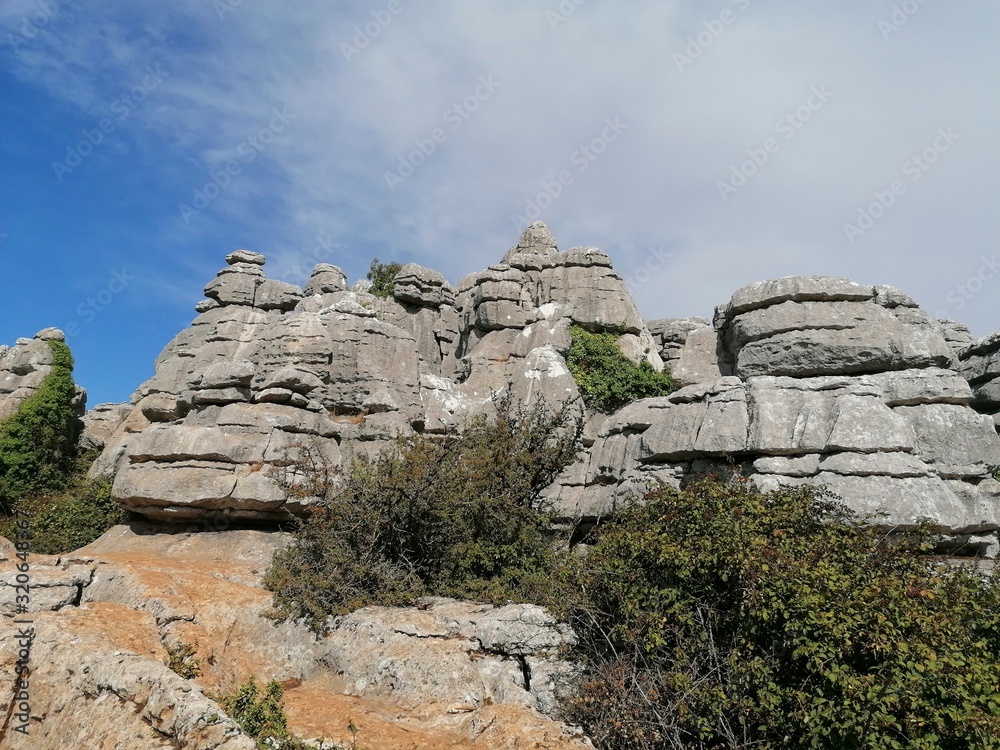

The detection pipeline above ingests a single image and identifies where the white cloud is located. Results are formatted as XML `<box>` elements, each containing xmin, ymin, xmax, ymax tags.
<box><xmin>4</xmin><ymin>0</ymin><xmax>999</xmax><ymax>334</ymax></box>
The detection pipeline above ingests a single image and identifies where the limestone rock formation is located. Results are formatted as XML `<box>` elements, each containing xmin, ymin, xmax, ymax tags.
<box><xmin>550</xmin><ymin>277</ymin><xmax>1000</xmax><ymax>554</ymax></box>
<box><xmin>88</xmin><ymin>227</ymin><xmax>1000</xmax><ymax>552</ymax></box>
<box><xmin>96</xmin><ymin>223</ymin><xmax>664</xmax><ymax>520</ymax></box>
<box><xmin>957</xmin><ymin>331</ymin><xmax>1000</xmax><ymax>434</ymax></box>
<box><xmin>0</xmin><ymin>526</ymin><xmax>588</xmax><ymax>749</ymax></box>
<box><xmin>78</xmin><ymin>402</ymin><xmax>132</xmax><ymax>451</ymax></box>
<box><xmin>0</xmin><ymin>328</ymin><xmax>86</xmax><ymax>422</ymax></box>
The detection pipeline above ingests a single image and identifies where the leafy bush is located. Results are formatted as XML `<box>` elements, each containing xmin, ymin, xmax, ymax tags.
<box><xmin>365</xmin><ymin>258</ymin><xmax>402</xmax><ymax>298</ymax></box>
<box><xmin>0</xmin><ymin>340</ymin><xmax>80</xmax><ymax>512</ymax></box>
<box><xmin>219</xmin><ymin>679</ymin><xmax>313</xmax><ymax>750</ymax></box>
<box><xmin>565</xmin><ymin>325</ymin><xmax>674</xmax><ymax>413</ymax></box>
<box><xmin>265</xmin><ymin>397</ymin><xmax>580</xmax><ymax>630</ymax></box>
<box><xmin>563</xmin><ymin>479</ymin><xmax>1000</xmax><ymax>749</ymax></box>
<box><xmin>15</xmin><ymin>473</ymin><xmax>125</xmax><ymax>554</ymax></box>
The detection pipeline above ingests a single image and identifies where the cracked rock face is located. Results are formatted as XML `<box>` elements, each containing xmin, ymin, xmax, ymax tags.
<box><xmin>548</xmin><ymin>276</ymin><xmax>1000</xmax><ymax>554</ymax></box>
<box><xmin>95</xmin><ymin>223</ymin><xmax>664</xmax><ymax>520</ymax></box>
<box><xmin>0</xmin><ymin>527</ymin><xmax>588</xmax><ymax>750</ymax></box>
<box><xmin>90</xmin><ymin>234</ymin><xmax>1000</xmax><ymax>550</ymax></box>
<box><xmin>0</xmin><ymin>328</ymin><xmax>87</xmax><ymax>424</ymax></box>
<box><xmin>958</xmin><ymin>330</ymin><xmax>1000</xmax><ymax>435</ymax></box>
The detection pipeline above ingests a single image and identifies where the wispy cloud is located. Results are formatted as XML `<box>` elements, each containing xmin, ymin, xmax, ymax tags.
<box><xmin>3</xmin><ymin>0</ymin><xmax>999</xmax><ymax>335</ymax></box>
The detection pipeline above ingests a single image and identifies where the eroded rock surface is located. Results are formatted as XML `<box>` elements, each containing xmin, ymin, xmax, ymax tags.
<box><xmin>96</xmin><ymin>224</ymin><xmax>663</xmax><ymax>520</ymax></box>
<box><xmin>0</xmin><ymin>526</ymin><xmax>589</xmax><ymax>749</ymax></box>
<box><xmin>0</xmin><ymin>328</ymin><xmax>86</xmax><ymax>423</ymax></box>
<box><xmin>549</xmin><ymin>277</ymin><xmax>1000</xmax><ymax>554</ymax></box>
<box><xmin>88</xmin><ymin>230</ymin><xmax>1000</xmax><ymax>551</ymax></box>
<box><xmin>958</xmin><ymin>331</ymin><xmax>1000</xmax><ymax>435</ymax></box>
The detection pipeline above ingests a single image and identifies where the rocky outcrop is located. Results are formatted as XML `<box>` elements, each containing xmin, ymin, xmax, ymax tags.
<box><xmin>0</xmin><ymin>526</ymin><xmax>588</xmax><ymax>749</ymax></box>
<box><xmin>0</xmin><ymin>328</ymin><xmax>85</xmax><ymax>423</ymax></box>
<box><xmin>96</xmin><ymin>224</ymin><xmax>665</xmax><ymax>520</ymax></box>
<box><xmin>88</xmin><ymin>226</ymin><xmax>1000</xmax><ymax>551</ymax></box>
<box><xmin>957</xmin><ymin>331</ymin><xmax>1000</xmax><ymax>435</ymax></box>
<box><xmin>549</xmin><ymin>277</ymin><xmax>1000</xmax><ymax>555</ymax></box>
<box><xmin>78</xmin><ymin>402</ymin><xmax>131</xmax><ymax>451</ymax></box>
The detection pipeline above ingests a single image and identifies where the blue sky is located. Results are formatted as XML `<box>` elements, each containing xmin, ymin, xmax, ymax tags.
<box><xmin>1</xmin><ymin>1</ymin><xmax>998</xmax><ymax>406</ymax></box>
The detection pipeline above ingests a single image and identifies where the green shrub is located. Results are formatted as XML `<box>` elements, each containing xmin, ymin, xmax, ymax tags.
<box><xmin>0</xmin><ymin>340</ymin><xmax>80</xmax><ymax>512</ymax></box>
<box><xmin>219</xmin><ymin>679</ymin><xmax>313</xmax><ymax>750</ymax></box>
<box><xmin>563</xmin><ymin>479</ymin><xmax>1000</xmax><ymax>749</ymax></box>
<box><xmin>365</xmin><ymin>258</ymin><xmax>402</xmax><ymax>298</ymax></box>
<box><xmin>265</xmin><ymin>397</ymin><xmax>580</xmax><ymax>630</ymax></box>
<box><xmin>565</xmin><ymin>325</ymin><xmax>674</xmax><ymax>413</ymax></box>
<box><xmin>13</xmin><ymin>475</ymin><xmax>128</xmax><ymax>555</ymax></box>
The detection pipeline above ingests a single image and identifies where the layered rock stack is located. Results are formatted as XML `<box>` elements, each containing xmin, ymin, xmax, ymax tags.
<box><xmin>95</xmin><ymin>225</ymin><xmax>663</xmax><ymax>520</ymax></box>
<box><xmin>88</xmin><ymin>227</ymin><xmax>1000</xmax><ymax>551</ymax></box>
<box><xmin>0</xmin><ymin>327</ymin><xmax>86</xmax><ymax>421</ymax></box>
<box><xmin>957</xmin><ymin>331</ymin><xmax>1000</xmax><ymax>434</ymax></box>
<box><xmin>549</xmin><ymin>277</ymin><xmax>1000</xmax><ymax>554</ymax></box>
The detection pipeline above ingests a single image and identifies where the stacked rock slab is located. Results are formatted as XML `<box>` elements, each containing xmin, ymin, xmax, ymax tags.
<box><xmin>97</xmin><ymin>226</ymin><xmax>666</xmax><ymax>520</ymax></box>
<box><xmin>0</xmin><ymin>327</ymin><xmax>86</xmax><ymax>422</ymax></box>
<box><xmin>957</xmin><ymin>331</ymin><xmax>1000</xmax><ymax>434</ymax></box>
<box><xmin>550</xmin><ymin>276</ymin><xmax>1000</xmax><ymax>555</ymax></box>
<box><xmin>646</xmin><ymin>316</ymin><xmax>721</xmax><ymax>387</ymax></box>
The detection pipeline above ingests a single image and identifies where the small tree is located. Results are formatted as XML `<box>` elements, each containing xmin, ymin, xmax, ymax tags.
<box><xmin>365</xmin><ymin>258</ymin><xmax>402</xmax><ymax>298</ymax></box>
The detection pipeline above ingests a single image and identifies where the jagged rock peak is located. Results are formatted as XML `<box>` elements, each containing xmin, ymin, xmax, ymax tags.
<box><xmin>303</xmin><ymin>263</ymin><xmax>348</xmax><ymax>295</ymax></box>
<box><xmin>35</xmin><ymin>326</ymin><xmax>66</xmax><ymax>341</ymax></box>
<box><xmin>226</xmin><ymin>249</ymin><xmax>266</xmax><ymax>266</ymax></box>
<box><xmin>502</xmin><ymin>221</ymin><xmax>558</xmax><ymax>263</ymax></box>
